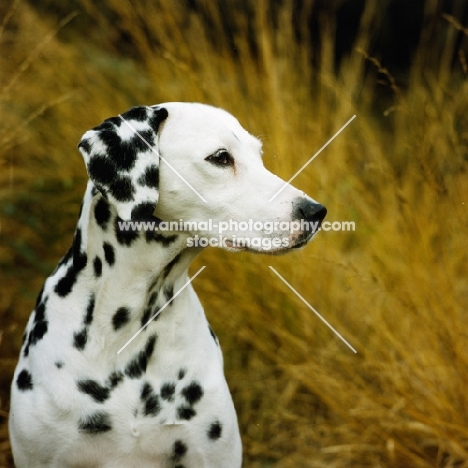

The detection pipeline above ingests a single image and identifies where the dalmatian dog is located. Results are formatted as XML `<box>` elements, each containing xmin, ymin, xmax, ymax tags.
<box><xmin>9</xmin><ymin>103</ymin><xmax>326</xmax><ymax>467</ymax></box>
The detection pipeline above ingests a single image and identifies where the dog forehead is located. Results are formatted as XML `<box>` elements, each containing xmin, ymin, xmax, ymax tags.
<box><xmin>156</xmin><ymin>103</ymin><xmax>261</xmax><ymax>151</ymax></box>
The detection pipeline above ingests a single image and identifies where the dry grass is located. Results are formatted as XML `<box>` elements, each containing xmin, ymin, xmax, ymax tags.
<box><xmin>1</xmin><ymin>1</ymin><xmax>468</xmax><ymax>467</ymax></box>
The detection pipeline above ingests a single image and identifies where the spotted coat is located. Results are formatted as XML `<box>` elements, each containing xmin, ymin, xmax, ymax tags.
<box><xmin>9</xmin><ymin>103</ymin><xmax>326</xmax><ymax>467</ymax></box>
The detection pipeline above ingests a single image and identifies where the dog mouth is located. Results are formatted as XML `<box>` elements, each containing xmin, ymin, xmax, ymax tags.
<box><xmin>223</xmin><ymin>234</ymin><xmax>314</xmax><ymax>255</ymax></box>
<box><xmin>223</xmin><ymin>239</ymin><xmax>285</xmax><ymax>254</ymax></box>
<box><xmin>290</xmin><ymin>230</ymin><xmax>318</xmax><ymax>249</ymax></box>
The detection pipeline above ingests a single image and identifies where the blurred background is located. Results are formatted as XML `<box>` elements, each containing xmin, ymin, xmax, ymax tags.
<box><xmin>1</xmin><ymin>0</ymin><xmax>468</xmax><ymax>466</ymax></box>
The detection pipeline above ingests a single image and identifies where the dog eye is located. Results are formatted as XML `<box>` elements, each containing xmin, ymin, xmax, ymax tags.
<box><xmin>205</xmin><ymin>150</ymin><xmax>234</xmax><ymax>168</ymax></box>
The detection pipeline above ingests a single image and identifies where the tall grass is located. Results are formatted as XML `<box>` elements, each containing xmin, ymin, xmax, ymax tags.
<box><xmin>1</xmin><ymin>1</ymin><xmax>468</xmax><ymax>466</ymax></box>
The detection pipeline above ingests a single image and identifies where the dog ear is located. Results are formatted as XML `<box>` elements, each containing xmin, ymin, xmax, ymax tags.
<box><xmin>78</xmin><ymin>106</ymin><xmax>168</xmax><ymax>221</ymax></box>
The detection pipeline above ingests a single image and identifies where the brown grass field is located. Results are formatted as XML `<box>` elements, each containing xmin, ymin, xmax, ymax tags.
<box><xmin>1</xmin><ymin>1</ymin><xmax>468</xmax><ymax>466</ymax></box>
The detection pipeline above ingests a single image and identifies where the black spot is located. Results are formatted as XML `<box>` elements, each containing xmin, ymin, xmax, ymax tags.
<box><xmin>146</xmin><ymin>232</ymin><xmax>179</xmax><ymax>247</ymax></box>
<box><xmin>137</xmin><ymin>165</ymin><xmax>159</xmax><ymax>189</ymax></box>
<box><xmin>77</xmin><ymin>379</ymin><xmax>110</xmax><ymax>403</ymax></box>
<box><xmin>35</xmin><ymin>301</ymin><xmax>46</xmax><ymax>322</ymax></box>
<box><xmin>78</xmin><ymin>138</ymin><xmax>91</xmax><ymax>154</ymax></box>
<box><xmin>72</xmin><ymin>229</ymin><xmax>87</xmax><ymax>268</ymax></box>
<box><xmin>30</xmin><ymin>320</ymin><xmax>48</xmax><ymax>344</ymax></box>
<box><xmin>74</xmin><ymin>250</ymin><xmax>88</xmax><ymax>273</ymax></box>
<box><xmin>178</xmin><ymin>368</ymin><xmax>187</xmax><ymax>380</ymax></box>
<box><xmin>54</xmin><ymin>266</ymin><xmax>78</xmax><ymax>297</ymax></box>
<box><xmin>23</xmin><ymin>342</ymin><xmax>30</xmax><ymax>358</ymax></box>
<box><xmin>115</xmin><ymin>217</ymin><xmax>139</xmax><ymax>246</ymax></box>
<box><xmin>93</xmin><ymin>256</ymin><xmax>102</xmax><ymax>277</ymax></box>
<box><xmin>131</xmin><ymin>129</ymin><xmax>155</xmax><ymax>151</ymax></box>
<box><xmin>148</xmin><ymin>292</ymin><xmax>157</xmax><ymax>307</ymax></box>
<box><xmin>177</xmin><ymin>405</ymin><xmax>196</xmax><ymax>421</ymax></box>
<box><xmin>123</xmin><ymin>106</ymin><xmax>148</xmax><ymax>122</ymax></box>
<box><xmin>109</xmin><ymin>175</ymin><xmax>135</xmax><ymax>202</ymax></box>
<box><xmin>73</xmin><ymin>327</ymin><xmax>88</xmax><ymax>350</ymax></box>
<box><xmin>131</xmin><ymin>202</ymin><xmax>155</xmax><ymax>220</ymax></box>
<box><xmin>140</xmin><ymin>307</ymin><xmax>153</xmax><ymax>327</ymax></box>
<box><xmin>142</xmin><ymin>387</ymin><xmax>160</xmax><ymax>414</ymax></box>
<box><xmin>55</xmin><ymin>229</ymin><xmax>87</xmax><ymax>297</ymax></box>
<box><xmin>208</xmin><ymin>325</ymin><xmax>218</xmax><ymax>344</ymax></box>
<box><xmin>107</xmin><ymin>371</ymin><xmax>124</xmax><ymax>388</ymax></box>
<box><xmin>103</xmin><ymin>242</ymin><xmax>115</xmax><ymax>266</ymax></box>
<box><xmin>152</xmin><ymin>305</ymin><xmax>162</xmax><ymax>321</ymax></box>
<box><xmin>147</xmin><ymin>275</ymin><xmax>160</xmax><ymax>296</ymax></box>
<box><xmin>112</xmin><ymin>307</ymin><xmax>131</xmax><ymax>331</ymax></box>
<box><xmin>161</xmin><ymin>382</ymin><xmax>176</xmax><ymax>402</ymax></box>
<box><xmin>125</xmin><ymin>335</ymin><xmax>157</xmax><ymax>379</ymax></box>
<box><xmin>156</xmin><ymin>234</ymin><xmax>179</xmax><ymax>247</ymax></box>
<box><xmin>100</xmin><ymin>131</ymin><xmax>150</xmax><ymax>171</ymax></box>
<box><xmin>97</xmin><ymin>123</ymin><xmax>139</xmax><ymax>171</ymax></box>
<box><xmin>141</xmin><ymin>381</ymin><xmax>153</xmax><ymax>400</ymax></box>
<box><xmin>181</xmin><ymin>381</ymin><xmax>204</xmax><ymax>405</ymax></box>
<box><xmin>145</xmin><ymin>333</ymin><xmax>157</xmax><ymax>355</ymax></box>
<box><xmin>16</xmin><ymin>369</ymin><xmax>33</xmax><ymax>391</ymax></box>
<box><xmin>55</xmin><ymin>361</ymin><xmax>64</xmax><ymax>369</ymax></box>
<box><xmin>149</xmin><ymin>107</ymin><xmax>169</xmax><ymax>132</ymax></box>
<box><xmin>94</xmin><ymin>197</ymin><xmax>111</xmax><ymax>230</ymax></box>
<box><xmin>163</xmin><ymin>253</ymin><xmax>181</xmax><ymax>279</ymax></box>
<box><xmin>84</xmin><ymin>295</ymin><xmax>95</xmax><ymax>325</ymax></box>
<box><xmin>173</xmin><ymin>440</ymin><xmax>188</xmax><ymax>462</ymax></box>
<box><xmin>97</xmin><ymin>116</ymin><xmax>155</xmax><ymax>172</ymax></box>
<box><xmin>207</xmin><ymin>421</ymin><xmax>222</xmax><ymax>440</ymax></box>
<box><xmin>73</xmin><ymin>295</ymin><xmax>95</xmax><ymax>351</ymax></box>
<box><xmin>164</xmin><ymin>285</ymin><xmax>174</xmax><ymax>304</ymax></box>
<box><xmin>146</xmin><ymin>334</ymin><xmax>157</xmax><ymax>356</ymax></box>
<box><xmin>24</xmin><ymin>296</ymin><xmax>49</xmax><ymax>355</ymax></box>
<box><xmin>78</xmin><ymin>411</ymin><xmax>112</xmax><ymax>433</ymax></box>
<box><xmin>87</xmin><ymin>155</ymin><xmax>116</xmax><ymax>186</ymax></box>
<box><xmin>140</xmin><ymin>382</ymin><xmax>161</xmax><ymax>417</ymax></box>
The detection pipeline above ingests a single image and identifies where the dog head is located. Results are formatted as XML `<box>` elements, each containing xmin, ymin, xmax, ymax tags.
<box><xmin>79</xmin><ymin>103</ymin><xmax>326</xmax><ymax>253</ymax></box>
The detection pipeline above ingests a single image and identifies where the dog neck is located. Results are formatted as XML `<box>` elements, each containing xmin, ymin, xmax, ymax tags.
<box><xmin>55</xmin><ymin>182</ymin><xmax>203</xmax><ymax>354</ymax></box>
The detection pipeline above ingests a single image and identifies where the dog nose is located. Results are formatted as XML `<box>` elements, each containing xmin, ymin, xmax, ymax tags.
<box><xmin>292</xmin><ymin>198</ymin><xmax>327</xmax><ymax>227</ymax></box>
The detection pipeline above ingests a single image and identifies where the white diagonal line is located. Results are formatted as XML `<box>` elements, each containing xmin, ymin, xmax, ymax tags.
<box><xmin>118</xmin><ymin>115</ymin><xmax>207</xmax><ymax>202</ymax></box>
<box><xmin>117</xmin><ymin>266</ymin><xmax>206</xmax><ymax>354</ymax></box>
<box><xmin>269</xmin><ymin>266</ymin><xmax>357</xmax><ymax>353</ymax></box>
<box><xmin>269</xmin><ymin>115</ymin><xmax>356</xmax><ymax>202</ymax></box>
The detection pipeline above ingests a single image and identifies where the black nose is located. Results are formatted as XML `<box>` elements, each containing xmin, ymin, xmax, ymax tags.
<box><xmin>292</xmin><ymin>198</ymin><xmax>327</xmax><ymax>228</ymax></box>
